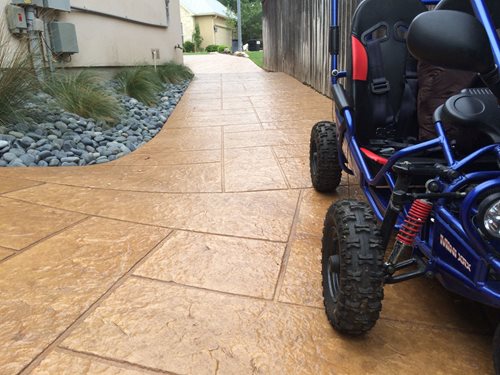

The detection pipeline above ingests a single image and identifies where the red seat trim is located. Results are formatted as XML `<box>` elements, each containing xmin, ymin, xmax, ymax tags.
<box><xmin>360</xmin><ymin>147</ymin><xmax>388</xmax><ymax>165</ymax></box>
<box><xmin>351</xmin><ymin>36</ymin><xmax>368</xmax><ymax>81</ymax></box>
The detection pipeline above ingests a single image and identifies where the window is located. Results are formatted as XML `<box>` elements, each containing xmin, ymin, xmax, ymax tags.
<box><xmin>165</xmin><ymin>0</ymin><xmax>170</xmax><ymax>26</ymax></box>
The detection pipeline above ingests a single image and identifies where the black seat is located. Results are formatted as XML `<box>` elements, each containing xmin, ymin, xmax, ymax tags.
<box><xmin>347</xmin><ymin>0</ymin><xmax>427</xmax><ymax>145</ymax></box>
<box><xmin>440</xmin><ymin>88</ymin><xmax>500</xmax><ymax>147</ymax></box>
<box><xmin>435</xmin><ymin>0</ymin><xmax>500</xmax><ymax>152</ymax></box>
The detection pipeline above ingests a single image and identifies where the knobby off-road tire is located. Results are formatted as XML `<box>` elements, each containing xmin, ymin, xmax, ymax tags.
<box><xmin>310</xmin><ymin>121</ymin><xmax>343</xmax><ymax>192</ymax></box>
<box><xmin>322</xmin><ymin>199</ymin><xmax>385</xmax><ymax>335</ymax></box>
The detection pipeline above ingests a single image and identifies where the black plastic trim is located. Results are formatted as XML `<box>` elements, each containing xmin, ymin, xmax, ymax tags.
<box><xmin>332</xmin><ymin>83</ymin><xmax>350</xmax><ymax>111</ymax></box>
<box><xmin>329</xmin><ymin>26</ymin><xmax>340</xmax><ymax>55</ymax></box>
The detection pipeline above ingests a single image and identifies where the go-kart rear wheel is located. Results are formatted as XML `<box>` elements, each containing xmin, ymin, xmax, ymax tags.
<box><xmin>322</xmin><ymin>199</ymin><xmax>385</xmax><ymax>335</ymax></box>
<box><xmin>310</xmin><ymin>121</ymin><xmax>342</xmax><ymax>192</ymax></box>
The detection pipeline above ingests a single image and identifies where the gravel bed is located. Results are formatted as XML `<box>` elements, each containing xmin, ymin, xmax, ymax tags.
<box><xmin>0</xmin><ymin>81</ymin><xmax>189</xmax><ymax>167</ymax></box>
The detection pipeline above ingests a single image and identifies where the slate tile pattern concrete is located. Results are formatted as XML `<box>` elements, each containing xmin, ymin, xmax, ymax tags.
<box><xmin>0</xmin><ymin>54</ymin><xmax>493</xmax><ymax>374</ymax></box>
<box><xmin>0</xmin><ymin>198</ymin><xmax>86</xmax><ymax>250</ymax></box>
<box><xmin>0</xmin><ymin>247</ymin><xmax>15</xmax><ymax>262</ymax></box>
<box><xmin>134</xmin><ymin>231</ymin><xmax>285</xmax><ymax>299</ymax></box>
<box><xmin>32</xmin><ymin>350</ymin><xmax>147</xmax><ymax>375</ymax></box>
<box><xmin>0</xmin><ymin>177</ymin><xmax>43</xmax><ymax>195</ymax></box>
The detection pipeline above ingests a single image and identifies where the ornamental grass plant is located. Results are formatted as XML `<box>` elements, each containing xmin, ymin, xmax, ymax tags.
<box><xmin>44</xmin><ymin>70</ymin><xmax>121</xmax><ymax>123</ymax></box>
<box><xmin>157</xmin><ymin>62</ymin><xmax>194</xmax><ymax>84</ymax></box>
<box><xmin>0</xmin><ymin>28</ymin><xmax>37</xmax><ymax>125</ymax></box>
<box><xmin>115</xmin><ymin>66</ymin><xmax>163</xmax><ymax>105</ymax></box>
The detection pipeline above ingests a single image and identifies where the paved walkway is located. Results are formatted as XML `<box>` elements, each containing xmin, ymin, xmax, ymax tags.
<box><xmin>0</xmin><ymin>54</ymin><xmax>494</xmax><ymax>374</ymax></box>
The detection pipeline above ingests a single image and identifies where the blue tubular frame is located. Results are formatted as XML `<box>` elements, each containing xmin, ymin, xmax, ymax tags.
<box><xmin>331</xmin><ymin>0</ymin><xmax>338</xmax><ymax>85</ymax></box>
<box><xmin>472</xmin><ymin>0</ymin><xmax>500</xmax><ymax>66</ymax></box>
<box><xmin>328</xmin><ymin>0</ymin><xmax>500</xmax><ymax>307</ymax></box>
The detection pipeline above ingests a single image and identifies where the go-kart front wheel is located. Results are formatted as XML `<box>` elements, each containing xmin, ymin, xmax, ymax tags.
<box><xmin>322</xmin><ymin>199</ymin><xmax>385</xmax><ymax>335</ymax></box>
<box><xmin>310</xmin><ymin>121</ymin><xmax>342</xmax><ymax>192</ymax></box>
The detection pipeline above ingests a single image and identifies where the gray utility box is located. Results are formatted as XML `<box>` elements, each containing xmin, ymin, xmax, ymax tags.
<box><xmin>5</xmin><ymin>5</ymin><xmax>27</xmax><ymax>33</ymax></box>
<box><xmin>44</xmin><ymin>0</ymin><xmax>70</xmax><ymax>12</ymax></box>
<box><xmin>10</xmin><ymin>0</ymin><xmax>70</xmax><ymax>11</ymax></box>
<box><xmin>49</xmin><ymin>22</ymin><xmax>79</xmax><ymax>54</ymax></box>
<box><xmin>10</xmin><ymin>0</ymin><xmax>44</xmax><ymax>7</ymax></box>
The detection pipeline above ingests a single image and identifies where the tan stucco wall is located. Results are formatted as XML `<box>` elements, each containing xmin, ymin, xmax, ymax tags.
<box><xmin>0</xmin><ymin>0</ymin><xmax>184</xmax><ymax>68</ymax></box>
<box><xmin>61</xmin><ymin>0</ymin><xmax>183</xmax><ymax>67</ymax></box>
<box><xmin>71</xmin><ymin>0</ymin><xmax>170</xmax><ymax>26</ymax></box>
<box><xmin>196</xmin><ymin>15</ymin><xmax>215</xmax><ymax>48</ymax></box>
<box><xmin>213</xmin><ymin>17</ymin><xmax>233</xmax><ymax>48</ymax></box>
<box><xmin>180</xmin><ymin>5</ymin><xmax>194</xmax><ymax>43</ymax></box>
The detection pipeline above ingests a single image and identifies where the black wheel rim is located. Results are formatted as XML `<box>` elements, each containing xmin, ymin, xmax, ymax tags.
<box><xmin>326</xmin><ymin>227</ymin><xmax>340</xmax><ymax>302</ymax></box>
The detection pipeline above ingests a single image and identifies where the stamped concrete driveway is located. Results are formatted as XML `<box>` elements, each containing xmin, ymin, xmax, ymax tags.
<box><xmin>0</xmin><ymin>54</ymin><xmax>494</xmax><ymax>374</ymax></box>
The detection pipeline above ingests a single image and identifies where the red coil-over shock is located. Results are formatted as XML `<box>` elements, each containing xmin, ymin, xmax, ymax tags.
<box><xmin>396</xmin><ymin>199</ymin><xmax>433</xmax><ymax>246</ymax></box>
<box><xmin>386</xmin><ymin>199</ymin><xmax>433</xmax><ymax>273</ymax></box>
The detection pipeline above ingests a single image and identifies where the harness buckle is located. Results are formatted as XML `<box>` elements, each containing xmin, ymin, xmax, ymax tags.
<box><xmin>405</xmin><ymin>71</ymin><xmax>418</xmax><ymax>80</ymax></box>
<box><xmin>371</xmin><ymin>78</ymin><xmax>391</xmax><ymax>94</ymax></box>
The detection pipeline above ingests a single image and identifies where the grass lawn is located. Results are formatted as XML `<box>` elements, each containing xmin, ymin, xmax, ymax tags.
<box><xmin>247</xmin><ymin>50</ymin><xmax>264</xmax><ymax>68</ymax></box>
<box><xmin>184</xmin><ymin>52</ymin><xmax>209</xmax><ymax>55</ymax></box>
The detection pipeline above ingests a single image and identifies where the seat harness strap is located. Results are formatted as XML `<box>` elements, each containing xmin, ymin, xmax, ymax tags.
<box><xmin>367</xmin><ymin>40</ymin><xmax>394</xmax><ymax>136</ymax></box>
<box><xmin>396</xmin><ymin>54</ymin><xmax>419</xmax><ymax>138</ymax></box>
<box><xmin>367</xmin><ymin>38</ymin><xmax>418</xmax><ymax>141</ymax></box>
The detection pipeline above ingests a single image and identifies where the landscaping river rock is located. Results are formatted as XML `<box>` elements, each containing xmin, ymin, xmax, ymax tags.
<box><xmin>0</xmin><ymin>81</ymin><xmax>189</xmax><ymax>167</ymax></box>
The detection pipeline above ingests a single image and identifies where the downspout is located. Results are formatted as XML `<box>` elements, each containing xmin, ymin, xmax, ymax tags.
<box><xmin>42</xmin><ymin>17</ymin><xmax>55</xmax><ymax>74</ymax></box>
<box><xmin>213</xmin><ymin>15</ymin><xmax>216</xmax><ymax>45</ymax></box>
<box><xmin>25</xmin><ymin>6</ymin><xmax>44</xmax><ymax>80</ymax></box>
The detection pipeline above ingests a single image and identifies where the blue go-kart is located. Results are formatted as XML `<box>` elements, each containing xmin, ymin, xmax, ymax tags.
<box><xmin>310</xmin><ymin>0</ymin><xmax>500</xmax><ymax>369</ymax></box>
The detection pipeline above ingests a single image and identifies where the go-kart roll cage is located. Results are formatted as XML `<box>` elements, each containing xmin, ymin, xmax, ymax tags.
<box><xmin>328</xmin><ymin>0</ymin><xmax>500</xmax><ymax>304</ymax></box>
<box><xmin>330</xmin><ymin>0</ymin><xmax>500</xmax><ymax>87</ymax></box>
<box><xmin>329</xmin><ymin>0</ymin><xmax>500</xmax><ymax>217</ymax></box>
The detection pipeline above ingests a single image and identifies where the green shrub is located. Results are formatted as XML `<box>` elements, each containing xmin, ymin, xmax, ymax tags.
<box><xmin>205</xmin><ymin>45</ymin><xmax>219</xmax><ymax>53</ymax></box>
<box><xmin>43</xmin><ymin>71</ymin><xmax>121</xmax><ymax>123</ymax></box>
<box><xmin>0</xmin><ymin>31</ymin><xmax>38</xmax><ymax>125</ymax></box>
<box><xmin>218</xmin><ymin>45</ymin><xmax>229</xmax><ymax>53</ymax></box>
<box><xmin>115</xmin><ymin>66</ymin><xmax>163</xmax><ymax>105</ymax></box>
<box><xmin>157</xmin><ymin>62</ymin><xmax>194</xmax><ymax>84</ymax></box>
<box><xmin>183</xmin><ymin>41</ymin><xmax>195</xmax><ymax>53</ymax></box>
<box><xmin>193</xmin><ymin>24</ymin><xmax>203</xmax><ymax>52</ymax></box>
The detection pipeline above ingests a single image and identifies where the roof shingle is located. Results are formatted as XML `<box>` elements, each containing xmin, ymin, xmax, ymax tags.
<box><xmin>180</xmin><ymin>0</ymin><xmax>229</xmax><ymax>18</ymax></box>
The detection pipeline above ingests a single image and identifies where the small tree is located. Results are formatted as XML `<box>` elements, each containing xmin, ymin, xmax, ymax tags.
<box><xmin>223</xmin><ymin>0</ymin><xmax>262</xmax><ymax>43</ymax></box>
<box><xmin>193</xmin><ymin>24</ymin><xmax>203</xmax><ymax>52</ymax></box>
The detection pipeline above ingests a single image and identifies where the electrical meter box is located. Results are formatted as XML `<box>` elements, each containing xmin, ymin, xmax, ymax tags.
<box><xmin>10</xmin><ymin>0</ymin><xmax>70</xmax><ymax>11</ymax></box>
<box><xmin>43</xmin><ymin>0</ymin><xmax>70</xmax><ymax>12</ymax></box>
<box><xmin>5</xmin><ymin>5</ymin><xmax>27</xmax><ymax>34</ymax></box>
<box><xmin>49</xmin><ymin>22</ymin><xmax>79</xmax><ymax>54</ymax></box>
<box><xmin>32</xmin><ymin>18</ymin><xmax>44</xmax><ymax>32</ymax></box>
<box><xmin>10</xmin><ymin>0</ymin><xmax>44</xmax><ymax>7</ymax></box>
